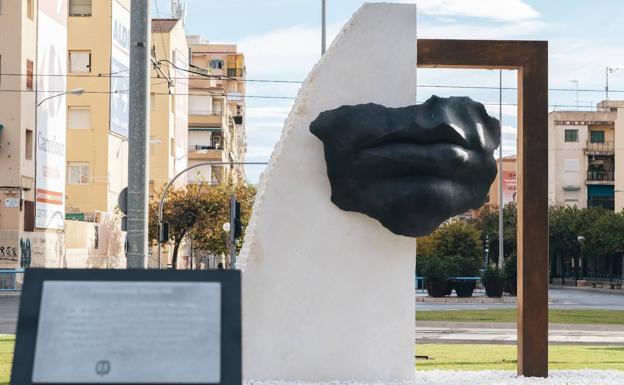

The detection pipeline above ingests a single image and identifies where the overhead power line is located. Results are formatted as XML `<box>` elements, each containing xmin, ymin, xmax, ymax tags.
<box><xmin>2</xmin><ymin>70</ymin><xmax>624</xmax><ymax>94</ymax></box>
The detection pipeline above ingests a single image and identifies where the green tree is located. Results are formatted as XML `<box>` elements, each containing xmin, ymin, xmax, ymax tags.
<box><xmin>475</xmin><ymin>202</ymin><xmax>517</xmax><ymax>265</ymax></box>
<box><xmin>548</xmin><ymin>205</ymin><xmax>581</xmax><ymax>283</ymax></box>
<box><xmin>149</xmin><ymin>183</ymin><xmax>256</xmax><ymax>269</ymax></box>
<box><xmin>419</xmin><ymin>221</ymin><xmax>483</xmax><ymax>277</ymax></box>
<box><xmin>190</xmin><ymin>183</ymin><xmax>256</xmax><ymax>256</ymax></box>
<box><xmin>583</xmin><ymin>209</ymin><xmax>624</xmax><ymax>278</ymax></box>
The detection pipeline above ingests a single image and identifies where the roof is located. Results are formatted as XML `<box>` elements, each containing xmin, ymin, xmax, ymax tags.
<box><xmin>152</xmin><ymin>19</ymin><xmax>179</xmax><ymax>33</ymax></box>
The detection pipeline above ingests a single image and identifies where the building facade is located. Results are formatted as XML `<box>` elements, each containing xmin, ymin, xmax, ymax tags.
<box><xmin>186</xmin><ymin>36</ymin><xmax>246</xmax><ymax>185</ymax></box>
<box><xmin>0</xmin><ymin>0</ymin><xmax>68</xmax><ymax>269</ymax></box>
<box><xmin>150</xmin><ymin>19</ymin><xmax>189</xmax><ymax>193</ymax></box>
<box><xmin>66</xmin><ymin>0</ymin><xmax>130</xmax><ymax>216</ymax></box>
<box><xmin>548</xmin><ymin>101</ymin><xmax>624</xmax><ymax>210</ymax></box>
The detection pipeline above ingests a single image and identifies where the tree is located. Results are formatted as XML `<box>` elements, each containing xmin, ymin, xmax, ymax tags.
<box><xmin>475</xmin><ymin>202</ymin><xmax>517</xmax><ymax>265</ymax></box>
<box><xmin>190</xmin><ymin>183</ymin><xmax>256</xmax><ymax>256</ymax></box>
<box><xmin>583</xmin><ymin>209</ymin><xmax>624</xmax><ymax>279</ymax></box>
<box><xmin>149</xmin><ymin>183</ymin><xmax>256</xmax><ymax>269</ymax></box>
<box><xmin>417</xmin><ymin>221</ymin><xmax>482</xmax><ymax>277</ymax></box>
<box><xmin>548</xmin><ymin>205</ymin><xmax>581</xmax><ymax>283</ymax></box>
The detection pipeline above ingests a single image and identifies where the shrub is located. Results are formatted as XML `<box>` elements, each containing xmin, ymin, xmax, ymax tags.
<box><xmin>481</xmin><ymin>264</ymin><xmax>504</xmax><ymax>282</ymax></box>
<box><xmin>421</xmin><ymin>255</ymin><xmax>448</xmax><ymax>281</ymax></box>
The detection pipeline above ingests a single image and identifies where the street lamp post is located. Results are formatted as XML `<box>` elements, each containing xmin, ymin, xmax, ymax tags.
<box><xmin>577</xmin><ymin>235</ymin><xmax>585</xmax><ymax>286</ymax></box>
<box><xmin>36</xmin><ymin>88</ymin><xmax>85</xmax><ymax>107</ymax></box>
<box><xmin>570</xmin><ymin>80</ymin><xmax>579</xmax><ymax>110</ymax></box>
<box><xmin>606</xmin><ymin>67</ymin><xmax>621</xmax><ymax>101</ymax></box>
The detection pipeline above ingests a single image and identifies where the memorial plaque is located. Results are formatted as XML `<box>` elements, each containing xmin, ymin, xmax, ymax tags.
<box><xmin>11</xmin><ymin>269</ymin><xmax>241</xmax><ymax>385</ymax></box>
<box><xmin>33</xmin><ymin>281</ymin><xmax>221</xmax><ymax>383</ymax></box>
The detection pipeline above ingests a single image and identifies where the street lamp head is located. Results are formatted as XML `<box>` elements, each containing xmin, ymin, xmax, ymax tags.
<box><xmin>69</xmin><ymin>88</ymin><xmax>85</xmax><ymax>95</ymax></box>
<box><xmin>577</xmin><ymin>235</ymin><xmax>585</xmax><ymax>242</ymax></box>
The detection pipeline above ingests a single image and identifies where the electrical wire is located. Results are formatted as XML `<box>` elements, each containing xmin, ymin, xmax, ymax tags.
<box><xmin>2</xmin><ymin>71</ymin><xmax>624</xmax><ymax>93</ymax></box>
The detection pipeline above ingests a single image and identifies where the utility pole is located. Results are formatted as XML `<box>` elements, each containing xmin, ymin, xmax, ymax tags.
<box><xmin>498</xmin><ymin>70</ymin><xmax>504</xmax><ymax>269</ymax></box>
<box><xmin>321</xmin><ymin>0</ymin><xmax>326</xmax><ymax>55</ymax></box>
<box><xmin>229</xmin><ymin>194</ymin><xmax>236</xmax><ymax>268</ymax></box>
<box><xmin>127</xmin><ymin>0</ymin><xmax>151</xmax><ymax>268</ymax></box>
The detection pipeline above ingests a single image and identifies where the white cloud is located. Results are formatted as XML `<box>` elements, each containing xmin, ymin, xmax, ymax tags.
<box><xmin>239</xmin><ymin>23</ymin><xmax>341</xmax><ymax>79</ymax></box>
<box><xmin>405</xmin><ymin>0</ymin><xmax>540</xmax><ymax>22</ymax></box>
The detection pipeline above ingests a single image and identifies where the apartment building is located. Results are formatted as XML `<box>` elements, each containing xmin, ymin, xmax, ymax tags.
<box><xmin>150</xmin><ymin>19</ymin><xmax>189</xmax><ymax>192</ymax></box>
<box><xmin>186</xmin><ymin>36</ymin><xmax>247</xmax><ymax>185</ymax></box>
<box><xmin>548</xmin><ymin>101</ymin><xmax>624</xmax><ymax>210</ymax></box>
<box><xmin>484</xmin><ymin>155</ymin><xmax>517</xmax><ymax>211</ymax></box>
<box><xmin>65</xmin><ymin>0</ymin><xmax>130</xmax><ymax>216</ymax></box>
<box><xmin>0</xmin><ymin>0</ymin><xmax>68</xmax><ymax>269</ymax></box>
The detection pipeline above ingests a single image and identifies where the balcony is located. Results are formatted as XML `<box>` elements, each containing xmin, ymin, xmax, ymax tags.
<box><xmin>586</xmin><ymin>170</ymin><xmax>614</xmax><ymax>184</ymax></box>
<box><xmin>585</xmin><ymin>141</ymin><xmax>614</xmax><ymax>155</ymax></box>
<box><xmin>188</xmin><ymin>145</ymin><xmax>224</xmax><ymax>161</ymax></box>
<box><xmin>227</xmin><ymin>68</ymin><xmax>244</xmax><ymax>78</ymax></box>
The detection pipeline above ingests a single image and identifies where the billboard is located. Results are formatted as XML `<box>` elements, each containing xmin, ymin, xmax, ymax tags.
<box><xmin>36</xmin><ymin>0</ymin><xmax>67</xmax><ymax>230</ymax></box>
<box><xmin>110</xmin><ymin>0</ymin><xmax>130</xmax><ymax>137</ymax></box>
<box><xmin>502</xmin><ymin>171</ymin><xmax>517</xmax><ymax>205</ymax></box>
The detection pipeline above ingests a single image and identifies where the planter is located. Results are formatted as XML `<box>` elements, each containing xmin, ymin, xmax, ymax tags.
<box><xmin>453</xmin><ymin>280</ymin><xmax>476</xmax><ymax>298</ymax></box>
<box><xmin>483</xmin><ymin>278</ymin><xmax>505</xmax><ymax>298</ymax></box>
<box><xmin>426</xmin><ymin>279</ymin><xmax>448</xmax><ymax>298</ymax></box>
<box><xmin>504</xmin><ymin>279</ymin><xmax>517</xmax><ymax>296</ymax></box>
<box><xmin>445</xmin><ymin>280</ymin><xmax>453</xmax><ymax>296</ymax></box>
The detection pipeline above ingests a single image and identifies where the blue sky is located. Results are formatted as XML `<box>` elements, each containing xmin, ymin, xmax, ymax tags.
<box><xmin>155</xmin><ymin>0</ymin><xmax>624</xmax><ymax>183</ymax></box>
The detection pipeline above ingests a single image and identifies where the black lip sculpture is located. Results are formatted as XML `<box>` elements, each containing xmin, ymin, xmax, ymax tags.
<box><xmin>310</xmin><ymin>95</ymin><xmax>501</xmax><ymax>237</ymax></box>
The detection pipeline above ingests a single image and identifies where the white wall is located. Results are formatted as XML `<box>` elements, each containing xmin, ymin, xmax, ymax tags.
<box><xmin>238</xmin><ymin>4</ymin><xmax>417</xmax><ymax>381</ymax></box>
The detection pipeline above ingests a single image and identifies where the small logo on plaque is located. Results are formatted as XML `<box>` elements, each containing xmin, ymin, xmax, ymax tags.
<box><xmin>95</xmin><ymin>360</ymin><xmax>111</xmax><ymax>376</ymax></box>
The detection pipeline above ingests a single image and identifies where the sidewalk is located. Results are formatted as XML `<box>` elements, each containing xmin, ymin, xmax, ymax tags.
<box><xmin>550</xmin><ymin>284</ymin><xmax>624</xmax><ymax>296</ymax></box>
<box><xmin>416</xmin><ymin>321</ymin><xmax>624</xmax><ymax>345</ymax></box>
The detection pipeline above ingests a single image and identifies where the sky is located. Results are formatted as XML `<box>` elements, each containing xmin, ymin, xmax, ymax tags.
<box><xmin>154</xmin><ymin>0</ymin><xmax>624</xmax><ymax>183</ymax></box>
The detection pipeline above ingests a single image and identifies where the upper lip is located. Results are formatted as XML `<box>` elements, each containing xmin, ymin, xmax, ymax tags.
<box><xmin>364</xmin><ymin>123</ymin><xmax>475</xmax><ymax>151</ymax></box>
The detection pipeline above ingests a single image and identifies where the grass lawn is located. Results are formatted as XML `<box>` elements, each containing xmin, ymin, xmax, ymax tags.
<box><xmin>0</xmin><ymin>336</ymin><xmax>14</xmax><ymax>385</ymax></box>
<box><xmin>1</xmin><ymin>337</ymin><xmax>623</xmax><ymax>381</ymax></box>
<box><xmin>416</xmin><ymin>309</ymin><xmax>624</xmax><ymax>325</ymax></box>
<box><xmin>416</xmin><ymin>344</ymin><xmax>624</xmax><ymax>371</ymax></box>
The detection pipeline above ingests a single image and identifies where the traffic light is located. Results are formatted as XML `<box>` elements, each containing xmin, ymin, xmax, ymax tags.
<box><xmin>159</xmin><ymin>221</ymin><xmax>170</xmax><ymax>243</ymax></box>
<box><xmin>233</xmin><ymin>201</ymin><xmax>242</xmax><ymax>239</ymax></box>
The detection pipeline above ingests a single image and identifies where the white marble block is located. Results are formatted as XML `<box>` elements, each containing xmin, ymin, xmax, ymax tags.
<box><xmin>238</xmin><ymin>3</ymin><xmax>417</xmax><ymax>381</ymax></box>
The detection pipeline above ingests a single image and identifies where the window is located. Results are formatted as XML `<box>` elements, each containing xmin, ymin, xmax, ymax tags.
<box><xmin>69</xmin><ymin>0</ymin><xmax>92</xmax><ymax>16</ymax></box>
<box><xmin>67</xmin><ymin>163</ymin><xmax>90</xmax><ymax>184</ymax></box>
<box><xmin>27</xmin><ymin>0</ymin><xmax>34</xmax><ymax>20</ymax></box>
<box><xmin>212</xmin><ymin>134</ymin><xmax>222</xmax><ymax>149</ymax></box>
<box><xmin>564</xmin><ymin>129</ymin><xmax>578</xmax><ymax>142</ymax></box>
<box><xmin>210</xmin><ymin>59</ymin><xmax>223</xmax><ymax>70</ymax></box>
<box><xmin>189</xmin><ymin>95</ymin><xmax>212</xmax><ymax>115</ymax></box>
<box><xmin>69</xmin><ymin>51</ymin><xmax>91</xmax><ymax>73</ymax></box>
<box><xmin>68</xmin><ymin>107</ymin><xmax>91</xmax><ymax>129</ymax></box>
<box><xmin>563</xmin><ymin>159</ymin><xmax>579</xmax><ymax>172</ymax></box>
<box><xmin>212</xmin><ymin>98</ymin><xmax>222</xmax><ymax>114</ymax></box>
<box><xmin>25</xmin><ymin>129</ymin><xmax>33</xmax><ymax>160</ymax></box>
<box><xmin>24</xmin><ymin>201</ymin><xmax>35</xmax><ymax>232</ymax></box>
<box><xmin>590</xmin><ymin>130</ymin><xmax>605</xmax><ymax>143</ymax></box>
<box><xmin>26</xmin><ymin>59</ymin><xmax>33</xmax><ymax>90</ymax></box>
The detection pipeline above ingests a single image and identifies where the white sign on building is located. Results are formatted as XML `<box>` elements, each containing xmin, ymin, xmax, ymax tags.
<box><xmin>110</xmin><ymin>0</ymin><xmax>130</xmax><ymax>137</ymax></box>
<box><xmin>36</xmin><ymin>0</ymin><xmax>67</xmax><ymax>230</ymax></box>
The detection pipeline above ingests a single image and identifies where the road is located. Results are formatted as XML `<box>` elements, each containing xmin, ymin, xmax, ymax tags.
<box><xmin>416</xmin><ymin>321</ymin><xmax>624</xmax><ymax>345</ymax></box>
<box><xmin>417</xmin><ymin>287</ymin><xmax>624</xmax><ymax>311</ymax></box>
<box><xmin>1</xmin><ymin>287</ymin><xmax>623</xmax><ymax>335</ymax></box>
<box><xmin>0</xmin><ymin>295</ymin><xmax>19</xmax><ymax>334</ymax></box>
